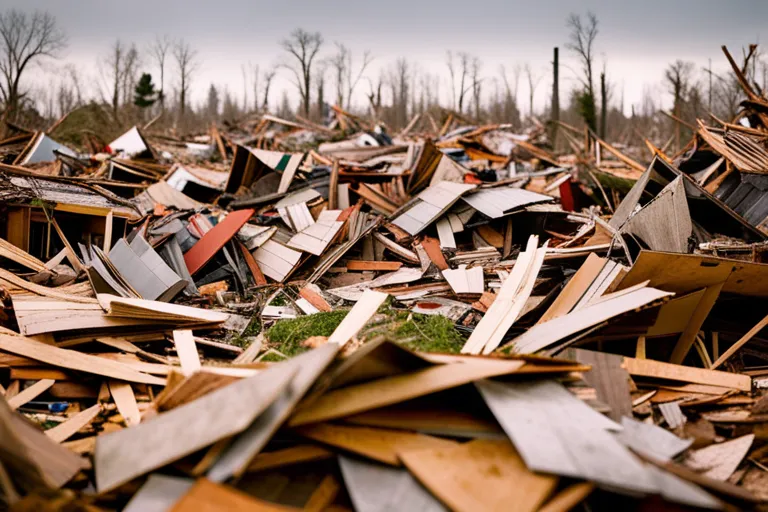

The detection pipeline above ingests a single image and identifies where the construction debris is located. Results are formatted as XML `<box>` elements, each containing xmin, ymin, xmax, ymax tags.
<box><xmin>3</xmin><ymin>46</ymin><xmax>768</xmax><ymax>511</ymax></box>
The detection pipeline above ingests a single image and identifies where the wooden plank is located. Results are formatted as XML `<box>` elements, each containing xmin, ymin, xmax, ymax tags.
<box><xmin>538</xmin><ymin>483</ymin><xmax>595</xmax><ymax>512</ymax></box>
<box><xmin>344</xmin><ymin>406</ymin><xmax>502</xmax><ymax>439</ymax></box>
<box><xmin>669</xmin><ymin>282</ymin><xmax>725</xmax><ymax>364</ymax></box>
<box><xmin>0</xmin><ymin>395</ymin><xmax>88</xmax><ymax>490</ymax></box>
<box><xmin>0</xmin><ymin>268</ymin><xmax>95</xmax><ymax>304</ymax></box>
<box><xmin>511</xmin><ymin>286</ymin><xmax>672</xmax><ymax>355</ymax></box>
<box><xmin>299</xmin><ymin>284</ymin><xmax>332</xmax><ymax>313</ymax></box>
<box><xmin>712</xmin><ymin>312</ymin><xmax>768</xmax><ymax>369</ymax></box>
<box><xmin>94</xmin><ymin>359</ymin><xmax>296</xmax><ymax>492</ymax></box>
<box><xmin>238</xmin><ymin>240</ymin><xmax>267</xmax><ymax>286</ymax></box>
<box><xmin>476</xmin><ymin>379</ymin><xmax>656</xmax><ymax>494</ymax></box>
<box><xmin>346</xmin><ymin>260</ymin><xmax>403</xmax><ymax>271</ymax></box>
<box><xmin>303</xmin><ymin>475</ymin><xmax>340</xmax><ymax>512</ymax></box>
<box><xmin>420</xmin><ymin>236</ymin><xmax>449</xmax><ymax>270</ymax></box>
<box><xmin>684</xmin><ymin>434</ymin><xmax>754</xmax><ymax>481</ymax></box>
<box><xmin>123</xmin><ymin>474</ymin><xmax>194</xmax><ymax>512</ymax></box>
<box><xmin>245</xmin><ymin>445</ymin><xmax>333</xmax><ymax>473</ymax></box>
<box><xmin>568</xmin><ymin>349</ymin><xmax>631</xmax><ymax>422</ymax></box>
<box><xmin>339</xmin><ymin>455</ymin><xmax>447</xmax><ymax>512</ymax></box>
<box><xmin>462</xmin><ymin>236</ymin><xmax>540</xmax><ymax>354</ymax></box>
<box><xmin>183</xmin><ymin>209</ymin><xmax>254</xmax><ymax>275</ymax></box>
<box><xmin>538</xmin><ymin>254</ymin><xmax>605</xmax><ymax>324</ymax></box>
<box><xmin>170</xmin><ymin>478</ymin><xmax>300</xmax><ymax>511</ymax></box>
<box><xmin>173</xmin><ymin>330</ymin><xmax>202</xmax><ymax>375</ymax></box>
<box><xmin>108</xmin><ymin>380</ymin><xmax>141</xmax><ymax>427</ymax></box>
<box><xmin>399</xmin><ymin>439</ymin><xmax>558</xmax><ymax>512</ymax></box>
<box><xmin>7</xmin><ymin>379</ymin><xmax>55</xmax><ymax>410</ymax></box>
<box><xmin>294</xmin><ymin>423</ymin><xmax>457</xmax><ymax>466</ymax></box>
<box><xmin>103</xmin><ymin>210</ymin><xmax>113</xmax><ymax>253</ymax></box>
<box><xmin>327</xmin><ymin>290</ymin><xmax>388</xmax><ymax>345</ymax></box>
<box><xmin>0</xmin><ymin>334</ymin><xmax>165</xmax><ymax>385</ymax></box>
<box><xmin>204</xmin><ymin>344</ymin><xmax>340</xmax><ymax>482</ymax></box>
<box><xmin>45</xmin><ymin>403</ymin><xmax>102</xmax><ymax>443</ymax></box>
<box><xmin>288</xmin><ymin>359</ymin><xmax>524</xmax><ymax>427</ymax></box>
<box><xmin>622</xmin><ymin>356</ymin><xmax>751</xmax><ymax>391</ymax></box>
<box><xmin>436</xmin><ymin>218</ymin><xmax>456</xmax><ymax>249</ymax></box>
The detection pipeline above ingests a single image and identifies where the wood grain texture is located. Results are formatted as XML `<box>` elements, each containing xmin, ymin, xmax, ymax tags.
<box><xmin>399</xmin><ymin>439</ymin><xmax>558</xmax><ymax>512</ymax></box>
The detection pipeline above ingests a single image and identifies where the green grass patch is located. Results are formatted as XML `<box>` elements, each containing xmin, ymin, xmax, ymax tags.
<box><xmin>265</xmin><ymin>310</ymin><xmax>349</xmax><ymax>357</ymax></box>
<box><xmin>394</xmin><ymin>314</ymin><xmax>465</xmax><ymax>354</ymax></box>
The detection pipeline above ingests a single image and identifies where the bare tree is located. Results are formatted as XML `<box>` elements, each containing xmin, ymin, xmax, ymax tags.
<box><xmin>388</xmin><ymin>58</ymin><xmax>409</xmax><ymax>127</ymax></box>
<box><xmin>366</xmin><ymin>73</ymin><xmax>383</xmax><ymax>121</ymax></box>
<box><xmin>471</xmin><ymin>58</ymin><xmax>483</xmax><ymax>120</ymax></box>
<box><xmin>329</xmin><ymin>43</ymin><xmax>373</xmax><ymax>109</ymax></box>
<box><xmin>249</xmin><ymin>62</ymin><xmax>259</xmax><ymax>111</ymax></box>
<box><xmin>0</xmin><ymin>10</ymin><xmax>66</xmax><ymax>118</ymax></box>
<box><xmin>447</xmin><ymin>52</ymin><xmax>473</xmax><ymax>113</ymax></box>
<box><xmin>262</xmin><ymin>65</ymin><xmax>277</xmax><ymax>111</ymax></box>
<box><xmin>315</xmin><ymin>62</ymin><xmax>326</xmax><ymax>121</ymax></box>
<box><xmin>150</xmin><ymin>35</ymin><xmax>171</xmax><ymax>110</ymax></box>
<box><xmin>665</xmin><ymin>60</ymin><xmax>694</xmax><ymax>150</ymax></box>
<box><xmin>281</xmin><ymin>28</ymin><xmax>323</xmax><ymax>117</ymax></box>
<box><xmin>120</xmin><ymin>44</ymin><xmax>139</xmax><ymax>110</ymax></box>
<box><xmin>566</xmin><ymin>11</ymin><xmax>599</xmax><ymax>131</ymax></box>
<box><xmin>524</xmin><ymin>63</ymin><xmax>543</xmax><ymax>118</ymax></box>
<box><xmin>173</xmin><ymin>39</ymin><xmax>198</xmax><ymax>118</ymax></box>
<box><xmin>499</xmin><ymin>64</ymin><xmax>522</xmax><ymax>126</ymax></box>
<box><xmin>104</xmin><ymin>40</ymin><xmax>126</xmax><ymax>116</ymax></box>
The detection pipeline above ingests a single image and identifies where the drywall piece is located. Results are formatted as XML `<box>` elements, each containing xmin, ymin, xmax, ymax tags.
<box><xmin>511</xmin><ymin>286</ymin><xmax>672</xmax><ymax>354</ymax></box>
<box><xmin>339</xmin><ymin>455</ymin><xmax>447</xmax><ymax>512</ymax></box>
<box><xmin>327</xmin><ymin>290</ymin><xmax>388</xmax><ymax>345</ymax></box>
<box><xmin>477</xmin><ymin>379</ymin><xmax>658</xmax><ymax>495</ymax></box>
<box><xmin>442</xmin><ymin>265</ymin><xmax>484</xmax><ymax>294</ymax></box>
<box><xmin>462</xmin><ymin>186</ymin><xmax>553</xmax><ymax>218</ymax></box>
<box><xmin>253</xmin><ymin>240</ymin><xmax>303</xmax><ymax>282</ymax></box>
<box><xmin>392</xmin><ymin>181</ymin><xmax>476</xmax><ymax>235</ymax></box>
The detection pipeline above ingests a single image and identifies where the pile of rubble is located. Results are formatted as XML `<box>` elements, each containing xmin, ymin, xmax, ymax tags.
<box><xmin>1</xmin><ymin>47</ymin><xmax>768</xmax><ymax>510</ymax></box>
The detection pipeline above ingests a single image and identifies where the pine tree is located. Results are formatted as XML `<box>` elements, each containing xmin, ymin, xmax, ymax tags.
<box><xmin>133</xmin><ymin>73</ymin><xmax>157</xmax><ymax>108</ymax></box>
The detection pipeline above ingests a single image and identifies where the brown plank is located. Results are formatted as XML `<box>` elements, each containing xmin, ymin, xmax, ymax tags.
<box><xmin>45</xmin><ymin>404</ymin><xmax>102</xmax><ymax>443</ymax></box>
<box><xmin>294</xmin><ymin>423</ymin><xmax>457</xmax><ymax>466</ymax></box>
<box><xmin>0</xmin><ymin>334</ymin><xmax>164</xmax><ymax>385</ymax></box>
<box><xmin>170</xmin><ymin>478</ymin><xmax>301</xmax><ymax>511</ymax></box>
<box><xmin>245</xmin><ymin>445</ymin><xmax>334</xmax><ymax>474</ymax></box>
<box><xmin>346</xmin><ymin>260</ymin><xmax>403</xmax><ymax>271</ymax></box>
<box><xmin>622</xmin><ymin>356</ymin><xmax>750</xmax><ymax>392</ymax></box>
<box><xmin>7</xmin><ymin>379</ymin><xmax>55</xmax><ymax>410</ymax></box>
<box><xmin>289</xmin><ymin>359</ymin><xmax>524</xmax><ymax>426</ymax></box>
<box><xmin>399</xmin><ymin>439</ymin><xmax>558</xmax><ymax>512</ymax></box>
<box><xmin>419</xmin><ymin>236</ymin><xmax>448</xmax><ymax>270</ymax></box>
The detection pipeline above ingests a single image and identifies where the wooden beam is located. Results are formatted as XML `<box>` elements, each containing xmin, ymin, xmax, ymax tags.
<box><xmin>712</xmin><ymin>313</ymin><xmax>768</xmax><ymax>369</ymax></box>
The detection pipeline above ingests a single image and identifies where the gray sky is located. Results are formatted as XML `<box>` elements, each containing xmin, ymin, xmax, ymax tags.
<box><xmin>9</xmin><ymin>0</ymin><xmax>768</xmax><ymax>113</ymax></box>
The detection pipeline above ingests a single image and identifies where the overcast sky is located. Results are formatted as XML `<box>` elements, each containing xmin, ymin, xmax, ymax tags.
<box><xmin>8</xmin><ymin>0</ymin><xmax>768</xmax><ymax>114</ymax></box>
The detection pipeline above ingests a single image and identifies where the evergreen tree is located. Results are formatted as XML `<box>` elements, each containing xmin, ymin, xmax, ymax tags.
<box><xmin>133</xmin><ymin>73</ymin><xmax>157</xmax><ymax>108</ymax></box>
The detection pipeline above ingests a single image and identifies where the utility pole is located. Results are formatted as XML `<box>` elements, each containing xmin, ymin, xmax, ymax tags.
<box><xmin>550</xmin><ymin>47</ymin><xmax>560</xmax><ymax>148</ymax></box>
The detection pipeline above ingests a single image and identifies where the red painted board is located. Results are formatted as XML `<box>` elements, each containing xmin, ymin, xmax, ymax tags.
<box><xmin>183</xmin><ymin>209</ymin><xmax>255</xmax><ymax>275</ymax></box>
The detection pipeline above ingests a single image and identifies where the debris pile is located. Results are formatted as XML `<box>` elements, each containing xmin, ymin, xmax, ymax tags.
<box><xmin>2</xmin><ymin>47</ymin><xmax>768</xmax><ymax>510</ymax></box>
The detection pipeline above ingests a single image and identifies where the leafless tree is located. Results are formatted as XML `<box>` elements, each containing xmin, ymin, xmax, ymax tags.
<box><xmin>524</xmin><ymin>63</ymin><xmax>543</xmax><ymax>118</ymax></box>
<box><xmin>388</xmin><ymin>58</ymin><xmax>409</xmax><ymax>126</ymax></box>
<box><xmin>120</xmin><ymin>44</ymin><xmax>139</xmax><ymax>110</ymax></box>
<box><xmin>664</xmin><ymin>60</ymin><xmax>694</xmax><ymax>150</ymax></box>
<box><xmin>0</xmin><ymin>10</ymin><xmax>66</xmax><ymax>118</ymax></box>
<box><xmin>499</xmin><ymin>64</ymin><xmax>522</xmax><ymax>128</ymax></box>
<box><xmin>173</xmin><ymin>39</ymin><xmax>198</xmax><ymax>118</ymax></box>
<box><xmin>249</xmin><ymin>62</ymin><xmax>259</xmax><ymax>111</ymax></box>
<box><xmin>281</xmin><ymin>28</ymin><xmax>323</xmax><ymax>117</ymax></box>
<box><xmin>315</xmin><ymin>62</ymin><xmax>327</xmax><ymax>121</ymax></box>
<box><xmin>470</xmin><ymin>58</ymin><xmax>483</xmax><ymax>120</ymax></box>
<box><xmin>366</xmin><ymin>73</ymin><xmax>383</xmax><ymax>121</ymax></box>
<box><xmin>104</xmin><ymin>40</ymin><xmax>126</xmax><ymax>116</ymax></box>
<box><xmin>262</xmin><ymin>65</ymin><xmax>277</xmax><ymax>111</ymax></box>
<box><xmin>150</xmin><ymin>35</ymin><xmax>171</xmax><ymax>110</ymax></box>
<box><xmin>328</xmin><ymin>43</ymin><xmax>373</xmax><ymax>110</ymax></box>
<box><xmin>566</xmin><ymin>11</ymin><xmax>599</xmax><ymax>131</ymax></box>
<box><xmin>447</xmin><ymin>51</ymin><xmax>474</xmax><ymax>113</ymax></box>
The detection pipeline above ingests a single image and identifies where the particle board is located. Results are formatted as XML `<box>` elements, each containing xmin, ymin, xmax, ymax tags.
<box><xmin>398</xmin><ymin>439</ymin><xmax>558</xmax><ymax>512</ymax></box>
<box><xmin>94</xmin><ymin>359</ymin><xmax>296</xmax><ymax>492</ymax></box>
<box><xmin>288</xmin><ymin>358</ymin><xmax>525</xmax><ymax>427</ymax></box>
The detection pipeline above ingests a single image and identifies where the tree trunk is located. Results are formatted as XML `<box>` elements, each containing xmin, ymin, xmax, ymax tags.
<box><xmin>599</xmin><ymin>72</ymin><xmax>607</xmax><ymax>140</ymax></box>
<box><xmin>550</xmin><ymin>47</ymin><xmax>560</xmax><ymax>148</ymax></box>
